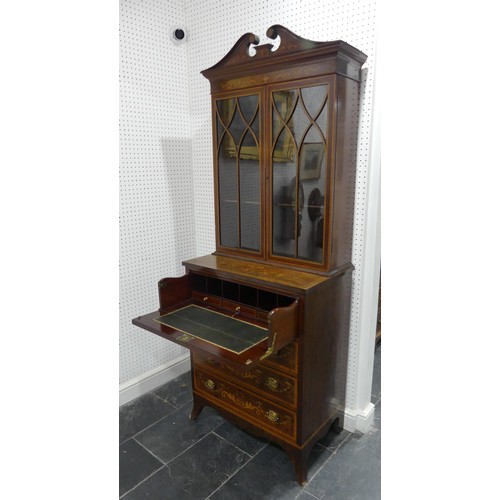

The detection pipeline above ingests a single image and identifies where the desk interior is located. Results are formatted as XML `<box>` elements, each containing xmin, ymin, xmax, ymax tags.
<box><xmin>155</xmin><ymin>305</ymin><xmax>268</xmax><ymax>354</ymax></box>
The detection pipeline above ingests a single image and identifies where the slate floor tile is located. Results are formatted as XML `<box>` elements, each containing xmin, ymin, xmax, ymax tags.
<box><xmin>122</xmin><ymin>432</ymin><xmax>249</xmax><ymax>500</ymax></box>
<box><xmin>305</xmin><ymin>427</ymin><xmax>381</xmax><ymax>500</ymax></box>
<box><xmin>119</xmin><ymin>393</ymin><xmax>176</xmax><ymax>443</ymax></box>
<box><xmin>210</xmin><ymin>441</ymin><xmax>333</xmax><ymax>500</ymax></box>
<box><xmin>371</xmin><ymin>346</ymin><xmax>381</xmax><ymax>401</ymax></box>
<box><xmin>317</xmin><ymin>426</ymin><xmax>351</xmax><ymax>451</ymax></box>
<box><xmin>119</xmin><ymin>439</ymin><xmax>164</xmax><ymax>497</ymax></box>
<box><xmin>134</xmin><ymin>403</ymin><xmax>224</xmax><ymax>463</ymax></box>
<box><xmin>153</xmin><ymin>371</ymin><xmax>192</xmax><ymax>409</ymax></box>
<box><xmin>374</xmin><ymin>400</ymin><xmax>381</xmax><ymax>430</ymax></box>
<box><xmin>213</xmin><ymin>421</ymin><xmax>268</xmax><ymax>456</ymax></box>
<box><xmin>295</xmin><ymin>491</ymin><xmax>320</xmax><ymax>499</ymax></box>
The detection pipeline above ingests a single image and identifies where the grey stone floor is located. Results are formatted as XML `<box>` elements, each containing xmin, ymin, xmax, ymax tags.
<box><xmin>119</xmin><ymin>346</ymin><xmax>381</xmax><ymax>499</ymax></box>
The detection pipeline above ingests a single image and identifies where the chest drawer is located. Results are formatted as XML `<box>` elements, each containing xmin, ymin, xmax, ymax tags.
<box><xmin>194</xmin><ymin>367</ymin><xmax>296</xmax><ymax>441</ymax></box>
<box><xmin>193</xmin><ymin>352</ymin><xmax>297</xmax><ymax>408</ymax></box>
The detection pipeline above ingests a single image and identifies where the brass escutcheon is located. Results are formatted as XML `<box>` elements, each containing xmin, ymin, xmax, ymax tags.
<box><xmin>266</xmin><ymin>409</ymin><xmax>280</xmax><ymax>423</ymax></box>
<box><xmin>264</xmin><ymin>377</ymin><xmax>279</xmax><ymax>391</ymax></box>
<box><xmin>204</xmin><ymin>379</ymin><xmax>216</xmax><ymax>390</ymax></box>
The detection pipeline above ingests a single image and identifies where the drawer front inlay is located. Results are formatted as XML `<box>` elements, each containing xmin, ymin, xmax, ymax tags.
<box><xmin>193</xmin><ymin>352</ymin><xmax>297</xmax><ymax>407</ymax></box>
<box><xmin>194</xmin><ymin>368</ymin><xmax>296</xmax><ymax>439</ymax></box>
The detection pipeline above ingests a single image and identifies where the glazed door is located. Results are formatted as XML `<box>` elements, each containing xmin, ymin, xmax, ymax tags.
<box><xmin>214</xmin><ymin>89</ymin><xmax>264</xmax><ymax>257</ymax></box>
<box><xmin>267</xmin><ymin>78</ymin><xmax>332</xmax><ymax>269</ymax></box>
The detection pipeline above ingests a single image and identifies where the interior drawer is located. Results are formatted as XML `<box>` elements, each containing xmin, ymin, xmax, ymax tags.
<box><xmin>192</xmin><ymin>291</ymin><xmax>222</xmax><ymax>307</ymax></box>
<box><xmin>222</xmin><ymin>299</ymin><xmax>257</xmax><ymax>318</ymax></box>
<box><xmin>193</xmin><ymin>352</ymin><xmax>297</xmax><ymax>408</ymax></box>
<box><xmin>194</xmin><ymin>367</ymin><xmax>296</xmax><ymax>440</ymax></box>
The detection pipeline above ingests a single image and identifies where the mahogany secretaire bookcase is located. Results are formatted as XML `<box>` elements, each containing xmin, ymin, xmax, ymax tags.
<box><xmin>132</xmin><ymin>25</ymin><xmax>367</xmax><ymax>485</ymax></box>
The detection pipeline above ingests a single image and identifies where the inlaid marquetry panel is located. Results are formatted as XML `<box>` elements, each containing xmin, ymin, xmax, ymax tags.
<box><xmin>194</xmin><ymin>368</ymin><xmax>296</xmax><ymax>440</ymax></box>
<box><xmin>184</xmin><ymin>254</ymin><xmax>327</xmax><ymax>291</ymax></box>
<box><xmin>193</xmin><ymin>352</ymin><xmax>297</xmax><ymax>408</ymax></box>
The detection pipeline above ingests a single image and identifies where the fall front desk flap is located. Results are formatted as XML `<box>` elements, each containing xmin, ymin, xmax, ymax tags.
<box><xmin>154</xmin><ymin>305</ymin><xmax>268</xmax><ymax>354</ymax></box>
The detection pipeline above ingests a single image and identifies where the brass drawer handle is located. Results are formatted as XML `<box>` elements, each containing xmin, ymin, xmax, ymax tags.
<box><xmin>204</xmin><ymin>379</ymin><xmax>216</xmax><ymax>390</ymax></box>
<box><xmin>264</xmin><ymin>377</ymin><xmax>279</xmax><ymax>391</ymax></box>
<box><xmin>266</xmin><ymin>410</ymin><xmax>280</xmax><ymax>423</ymax></box>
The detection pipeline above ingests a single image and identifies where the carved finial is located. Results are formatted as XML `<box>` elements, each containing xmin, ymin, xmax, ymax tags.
<box><xmin>266</xmin><ymin>25</ymin><xmax>324</xmax><ymax>53</ymax></box>
<box><xmin>201</xmin><ymin>32</ymin><xmax>260</xmax><ymax>75</ymax></box>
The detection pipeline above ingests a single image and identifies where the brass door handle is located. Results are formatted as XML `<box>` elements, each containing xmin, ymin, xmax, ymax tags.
<box><xmin>204</xmin><ymin>379</ymin><xmax>216</xmax><ymax>390</ymax></box>
<box><xmin>264</xmin><ymin>377</ymin><xmax>279</xmax><ymax>391</ymax></box>
<box><xmin>265</xmin><ymin>410</ymin><xmax>280</xmax><ymax>423</ymax></box>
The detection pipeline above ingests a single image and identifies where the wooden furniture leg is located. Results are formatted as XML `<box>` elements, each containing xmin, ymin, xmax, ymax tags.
<box><xmin>189</xmin><ymin>394</ymin><xmax>204</xmax><ymax>421</ymax></box>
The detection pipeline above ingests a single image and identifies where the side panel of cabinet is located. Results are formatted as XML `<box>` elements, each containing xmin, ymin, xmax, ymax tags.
<box><xmin>330</xmin><ymin>75</ymin><xmax>360</xmax><ymax>269</ymax></box>
<box><xmin>299</xmin><ymin>270</ymin><xmax>352</xmax><ymax>442</ymax></box>
<box><xmin>212</xmin><ymin>88</ymin><xmax>266</xmax><ymax>259</ymax></box>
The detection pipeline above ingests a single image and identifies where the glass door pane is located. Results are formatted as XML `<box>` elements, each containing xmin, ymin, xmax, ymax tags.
<box><xmin>271</xmin><ymin>90</ymin><xmax>298</xmax><ymax>259</ymax></box>
<box><xmin>238</xmin><ymin>95</ymin><xmax>260</xmax><ymax>251</ymax></box>
<box><xmin>271</xmin><ymin>84</ymin><xmax>328</xmax><ymax>263</ymax></box>
<box><xmin>216</xmin><ymin>94</ymin><xmax>261</xmax><ymax>252</ymax></box>
<box><xmin>217</xmin><ymin>97</ymin><xmax>238</xmax><ymax>248</ymax></box>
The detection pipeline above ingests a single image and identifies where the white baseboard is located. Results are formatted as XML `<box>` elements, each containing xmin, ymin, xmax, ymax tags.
<box><xmin>119</xmin><ymin>354</ymin><xmax>191</xmax><ymax>406</ymax></box>
<box><xmin>343</xmin><ymin>402</ymin><xmax>375</xmax><ymax>433</ymax></box>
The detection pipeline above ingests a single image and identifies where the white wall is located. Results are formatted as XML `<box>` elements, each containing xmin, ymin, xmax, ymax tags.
<box><xmin>120</xmin><ymin>0</ymin><xmax>380</xmax><ymax>431</ymax></box>
<box><xmin>119</xmin><ymin>0</ymin><xmax>194</xmax><ymax>385</ymax></box>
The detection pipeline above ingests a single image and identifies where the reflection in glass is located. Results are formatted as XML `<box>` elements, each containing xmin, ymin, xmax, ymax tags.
<box><xmin>240</xmin><ymin>94</ymin><xmax>259</xmax><ymax>122</ymax></box>
<box><xmin>218</xmin><ymin>135</ymin><xmax>238</xmax><ymax>248</ymax></box>
<box><xmin>271</xmin><ymin>84</ymin><xmax>328</xmax><ymax>263</ymax></box>
<box><xmin>240</xmin><ymin>130</ymin><xmax>260</xmax><ymax>250</ymax></box>
<box><xmin>216</xmin><ymin>94</ymin><xmax>261</xmax><ymax>252</ymax></box>
<box><xmin>272</xmin><ymin>90</ymin><xmax>297</xmax><ymax>162</ymax></box>
<box><xmin>301</xmin><ymin>85</ymin><xmax>327</xmax><ymax>119</ymax></box>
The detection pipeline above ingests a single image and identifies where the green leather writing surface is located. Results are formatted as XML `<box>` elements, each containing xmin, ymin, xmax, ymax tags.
<box><xmin>155</xmin><ymin>305</ymin><xmax>268</xmax><ymax>354</ymax></box>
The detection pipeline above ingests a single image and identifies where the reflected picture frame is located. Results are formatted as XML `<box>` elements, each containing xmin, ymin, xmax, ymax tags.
<box><xmin>272</xmin><ymin>91</ymin><xmax>295</xmax><ymax>162</ymax></box>
<box><xmin>299</xmin><ymin>143</ymin><xmax>325</xmax><ymax>180</ymax></box>
<box><xmin>218</xmin><ymin>97</ymin><xmax>260</xmax><ymax>161</ymax></box>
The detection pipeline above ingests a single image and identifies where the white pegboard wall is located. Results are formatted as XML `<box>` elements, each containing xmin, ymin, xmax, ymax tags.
<box><xmin>120</xmin><ymin>0</ymin><xmax>196</xmax><ymax>384</ymax></box>
<box><xmin>183</xmin><ymin>0</ymin><xmax>377</xmax><ymax>412</ymax></box>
